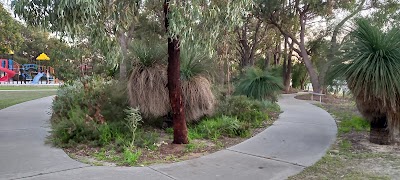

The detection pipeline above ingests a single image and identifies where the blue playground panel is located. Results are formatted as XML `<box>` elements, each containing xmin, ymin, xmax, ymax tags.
<box><xmin>23</xmin><ymin>64</ymin><xmax>38</xmax><ymax>71</ymax></box>
<box><xmin>1</xmin><ymin>59</ymin><xmax>15</xmax><ymax>70</ymax></box>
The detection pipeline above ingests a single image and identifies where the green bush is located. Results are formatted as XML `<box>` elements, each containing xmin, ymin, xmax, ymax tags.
<box><xmin>217</xmin><ymin>95</ymin><xmax>275</xmax><ymax>127</ymax></box>
<box><xmin>190</xmin><ymin>116</ymin><xmax>250</xmax><ymax>140</ymax></box>
<box><xmin>98</xmin><ymin>123</ymin><xmax>113</xmax><ymax>145</ymax></box>
<box><xmin>260</xmin><ymin>100</ymin><xmax>281</xmax><ymax>113</ymax></box>
<box><xmin>52</xmin><ymin>106</ymin><xmax>99</xmax><ymax>146</ymax></box>
<box><xmin>51</xmin><ymin>76</ymin><xmax>136</xmax><ymax>148</ymax></box>
<box><xmin>52</xmin><ymin>76</ymin><xmax>128</xmax><ymax>123</ymax></box>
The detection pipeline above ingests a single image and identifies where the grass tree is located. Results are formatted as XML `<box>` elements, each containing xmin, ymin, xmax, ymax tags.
<box><xmin>235</xmin><ymin>67</ymin><xmax>283</xmax><ymax>102</ymax></box>
<box><xmin>180</xmin><ymin>43</ymin><xmax>216</xmax><ymax>122</ymax></box>
<box><xmin>127</xmin><ymin>40</ymin><xmax>215</xmax><ymax>123</ymax></box>
<box><xmin>128</xmin><ymin>41</ymin><xmax>169</xmax><ymax>120</ymax></box>
<box><xmin>330</xmin><ymin>19</ymin><xmax>400</xmax><ymax>145</ymax></box>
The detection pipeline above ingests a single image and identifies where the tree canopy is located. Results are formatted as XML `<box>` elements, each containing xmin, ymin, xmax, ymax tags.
<box><xmin>0</xmin><ymin>3</ymin><xmax>22</xmax><ymax>54</ymax></box>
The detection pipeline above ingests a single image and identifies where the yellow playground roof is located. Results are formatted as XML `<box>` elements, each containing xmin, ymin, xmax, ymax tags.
<box><xmin>36</xmin><ymin>53</ymin><xmax>50</xmax><ymax>61</ymax></box>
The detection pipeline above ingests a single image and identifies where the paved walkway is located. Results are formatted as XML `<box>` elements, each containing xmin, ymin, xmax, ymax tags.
<box><xmin>0</xmin><ymin>94</ymin><xmax>337</xmax><ymax>180</ymax></box>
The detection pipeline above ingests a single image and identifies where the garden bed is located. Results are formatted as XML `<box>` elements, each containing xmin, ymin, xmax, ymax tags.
<box><xmin>50</xmin><ymin>77</ymin><xmax>282</xmax><ymax>167</ymax></box>
<box><xmin>62</xmin><ymin>113</ymin><xmax>279</xmax><ymax>167</ymax></box>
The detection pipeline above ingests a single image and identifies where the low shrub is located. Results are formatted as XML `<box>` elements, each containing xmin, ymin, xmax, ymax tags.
<box><xmin>52</xmin><ymin>106</ymin><xmax>99</xmax><ymax>146</ymax></box>
<box><xmin>134</xmin><ymin>129</ymin><xmax>160</xmax><ymax>150</ymax></box>
<box><xmin>217</xmin><ymin>95</ymin><xmax>278</xmax><ymax>127</ymax></box>
<box><xmin>123</xmin><ymin>148</ymin><xmax>142</xmax><ymax>165</ymax></box>
<box><xmin>51</xmin><ymin>76</ymin><xmax>143</xmax><ymax>149</ymax></box>
<box><xmin>190</xmin><ymin>116</ymin><xmax>250</xmax><ymax>140</ymax></box>
<box><xmin>260</xmin><ymin>100</ymin><xmax>281</xmax><ymax>113</ymax></box>
<box><xmin>52</xmin><ymin>76</ymin><xmax>129</xmax><ymax>123</ymax></box>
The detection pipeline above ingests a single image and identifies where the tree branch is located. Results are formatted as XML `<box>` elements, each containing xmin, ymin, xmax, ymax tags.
<box><xmin>331</xmin><ymin>0</ymin><xmax>366</xmax><ymax>47</ymax></box>
<box><xmin>269</xmin><ymin>17</ymin><xmax>300</xmax><ymax>46</ymax></box>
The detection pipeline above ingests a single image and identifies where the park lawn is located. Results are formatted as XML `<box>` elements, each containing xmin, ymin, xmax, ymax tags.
<box><xmin>0</xmin><ymin>91</ymin><xmax>56</xmax><ymax>109</ymax></box>
<box><xmin>290</xmin><ymin>95</ymin><xmax>400</xmax><ymax>180</ymax></box>
<box><xmin>0</xmin><ymin>86</ymin><xmax>58</xmax><ymax>90</ymax></box>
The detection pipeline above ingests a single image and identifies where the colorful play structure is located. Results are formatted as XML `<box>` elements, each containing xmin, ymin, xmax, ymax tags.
<box><xmin>0</xmin><ymin>54</ymin><xmax>56</xmax><ymax>84</ymax></box>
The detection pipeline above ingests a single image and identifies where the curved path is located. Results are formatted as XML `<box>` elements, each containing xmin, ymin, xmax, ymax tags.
<box><xmin>0</xmin><ymin>94</ymin><xmax>337</xmax><ymax>180</ymax></box>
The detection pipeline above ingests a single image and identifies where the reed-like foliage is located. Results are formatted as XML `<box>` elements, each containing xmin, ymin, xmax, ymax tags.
<box><xmin>235</xmin><ymin>67</ymin><xmax>283</xmax><ymax>102</ymax></box>
<box><xmin>329</xmin><ymin>19</ymin><xmax>400</xmax><ymax>132</ymax></box>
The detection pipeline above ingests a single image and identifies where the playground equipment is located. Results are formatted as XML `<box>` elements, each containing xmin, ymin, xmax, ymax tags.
<box><xmin>0</xmin><ymin>58</ymin><xmax>56</xmax><ymax>84</ymax></box>
<box><xmin>0</xmin><ymin>59</ymin><xmax>19</xmax><ymax>82</ymax></box>
<box><xmin>31</xmin><ymin>72</ymin><xmax>44</xmax><ymax>84</ymax></box>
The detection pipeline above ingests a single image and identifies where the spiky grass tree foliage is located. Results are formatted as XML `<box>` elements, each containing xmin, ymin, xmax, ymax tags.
<box><xmin>128</xmin><ymin>42</ymin><xmax>169</xmax><ymax>119</ymax></box>
<box><xmin>235</xmin><ymin>67</ymin><xmax>283</xmax><ymax>102</ymax></box>
<box><xmin>128</xmin><ymin>41</ymin><xmax>215</xmax><ymax>122</ymax></box>
<box><xmin>180</xmin><ymin>45</ymin><xmax>216</xmax><ymax>122</ymax></box>
<box><xmin>329</xmin><ymin>19</ymin><xmax>400</xmax><ymax>144</ymax></box>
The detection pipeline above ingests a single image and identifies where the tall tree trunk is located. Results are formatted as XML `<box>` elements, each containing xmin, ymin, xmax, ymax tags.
<box><xmin>299</xmin><ymin>14</ymin><xmax>320</xmax><ymax>93</ymax></box>
<box><xmin>264</xmin><ymin>51</ymin><xmax>270</xmax><ymax>70</ymax></box>
<box><xmin>282</xmin><ymin>37</ymin><xmax>288</xmax><ymax>79</ymax></box>
<box><xmin>370</xmin><ymin>117</ymin><xmax>393</xmax><ymax>145</ymax></box>
<box><xmin>118</xmin><ymin>33</ymin><xmax>128</xmax><ymax>80</ymax></box>
<box><xmin>164</xmin><ymin>0</ymin><xmax>188</xmax><ymax>144</ymax></box>
<box><xmin>284</xmin><ymin>50</ymin><xmax>293</xmax><ymax>93</ymax></box>
<box><xmin>273</xmin><ymin>40</ymin><xmax>281</xmax><ymax>66</ymax></box>
<box><xmin>283</xmin><ymin>36</ymin><xmax>293</xmax><ymax>93</ymax></box>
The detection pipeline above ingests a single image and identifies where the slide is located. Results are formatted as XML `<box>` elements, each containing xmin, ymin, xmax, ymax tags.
<box><xmin>31</xmin><ymin>72</ymin><xmax>44</xmax><ymax>84</ymax></box>
<box><xmin>0</xmin><ymin>66</ymin><xmax>16</xmax><ymax>82</ymax></box>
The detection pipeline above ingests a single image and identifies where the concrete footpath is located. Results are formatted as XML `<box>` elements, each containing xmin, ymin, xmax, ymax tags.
<box><xmin>0</xmin><ymin>94</ymin><xmax>337</xmax><ymax>180</ymax></box>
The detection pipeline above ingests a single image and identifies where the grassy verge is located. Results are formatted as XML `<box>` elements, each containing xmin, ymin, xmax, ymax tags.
<box><xmin>0</xmin><ymin>86</ymin><xmax>58</xmax><ymax>90</ymax></box>
<box><xmin>0</xmin><ymin>91</ymin><xmax>56</xmax><ymax>109</ymax></box>
<box><xmin>290</xmin><ymin>96</ymin><xmax>400</xmax><ymax>179</ymax></box>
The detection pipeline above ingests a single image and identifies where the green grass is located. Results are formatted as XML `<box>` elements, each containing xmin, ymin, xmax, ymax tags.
<box><xmin>338</xmin><ymin>116</ymin><xmax>370</xmax><ymax>134</ymax></box>
<box><xmin>0</xmin><ymin>91</ymin><xmax>56</xmax><ymax>109</ymax></box>
<box><xmin>188</xmin><ymin>116</ymin><xmax>251</xmax><ymax>140</ymax></box>
<box><xmin>0</xmin><ymin>86</ymin><xmax>58</xmax><ymax>90</ymax></box>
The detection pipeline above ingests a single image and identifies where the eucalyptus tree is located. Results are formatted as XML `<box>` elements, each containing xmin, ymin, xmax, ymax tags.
<box><xmin>13</xmin><ymin>0</ymin><xmax>251</xmax><ymax>144</ymax></box>
<box><xmin>364</xmin><ymin>0</ymin><xmax>400</xmax><ymax>28</ymax></box>
<box><xmin>236</xmin><ymin>14</ymin><xmax>269</xmax><ymax>68</ymax></box>
<box><xmin>164</xmin><ymin>0</ymin><xmax>251</xmax><ymax>144</ymax></box>
<box><xmin>266</xmin><ymin>0</ymin><xmax>361</xmax><ymax>93</ymax></box>
<box><xmin>252</xmin><ymin>0</ymin><xmax>366</xmax><ymax>93</ymax></box>
<box><xmin>13</xmin><ymin>0</ymin><xmax>141</xmax><ymax>80</ymax></box>
<box><xmin>262</xmin><ymin>0</ymin><xmax>400</xmax><ymax>93</ymax></box>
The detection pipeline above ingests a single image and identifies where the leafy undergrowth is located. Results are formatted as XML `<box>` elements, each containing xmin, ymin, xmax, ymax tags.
<box><xmin>63</xmin><ymin>113</ymin><xmax>279</xmax><ymax>167</ymax></box>
<box><xmin>50</xmin><ymin>78</ymin><xmax>281</xmax><ymax>167</ymax></box>
<box><xmin>289</xmin><ymin>96</ymin><xmax>400</xmax><ymax>180</ymax></box>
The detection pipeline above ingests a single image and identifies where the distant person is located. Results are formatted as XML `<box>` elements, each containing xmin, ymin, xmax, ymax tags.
<box><xmin>46</xmin><ymin>71</ymin><xmax>50</xmax><ymax>84</ymax></box>
<box><xmin>21</xmin><ymin>73</ymin><xmax>27</xmax><ymax>84</ymax></box>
